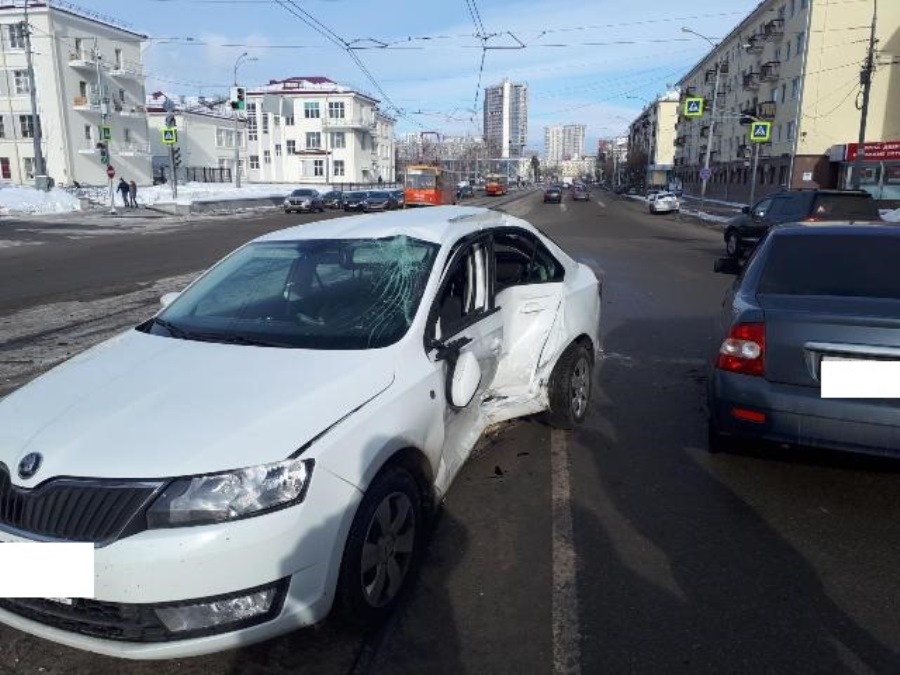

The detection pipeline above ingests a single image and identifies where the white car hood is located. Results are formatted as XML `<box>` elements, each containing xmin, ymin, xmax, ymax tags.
<box><xmin>0</xmin><ymin>330</ymin><xmax>395</xmax><ymax>486</ymax></box>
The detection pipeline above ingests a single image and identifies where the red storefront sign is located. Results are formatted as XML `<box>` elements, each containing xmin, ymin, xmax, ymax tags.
<box><xmin>845</xmin><ymin>140</ymin><xmax>900</xmax><ymax>162</ymax></box>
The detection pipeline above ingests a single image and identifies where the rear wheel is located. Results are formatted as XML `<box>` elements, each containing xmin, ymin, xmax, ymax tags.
<box><xmin>338</xmin><ymin>466</ymin><xmax>422</xmax><ymax>628</ymax></box>
<box><xmin>547</xmin><ymin>342</ymin><xmax>593</xmax><ymax>429</ymax></box>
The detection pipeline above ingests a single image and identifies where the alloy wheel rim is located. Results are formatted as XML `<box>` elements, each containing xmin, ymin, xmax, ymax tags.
<box><xmin>570</xmin><ymin>356</ymin><xmax>590</xmax><ymax>419</ymax></box>
<box><xmin>727</xmin><ymin>234</ymin><xmax>737</xmax><ymax>255</ymax></box>
<box><xmin>360</xmin><ymin>491</ymin><xmax>416</xmax><ymax>608</ymax></box>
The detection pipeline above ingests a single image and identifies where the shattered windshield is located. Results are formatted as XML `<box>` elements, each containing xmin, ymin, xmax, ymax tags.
<box><xmin>145</xmin><ymin>236</ymin><xmax>440</xmax><ymax>349</ymax></box>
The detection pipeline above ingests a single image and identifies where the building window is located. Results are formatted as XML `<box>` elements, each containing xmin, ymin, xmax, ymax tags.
<box><xmin>274</xmin><ymin>116</ymin><xmax>280</xmax><ymax>128</ymax></box>
<box><xmin>790</xmin><ymin>0</ymin><xmax>795</xmax><ymax>17</ymax></box>
<box><xmin>264</xmin><ymin>150</ymin><xmax>271</xmax><ymax>164</ymax></box>
<box><xmin>13</xmin><ymin>70</ymin><xmax>29</xmax><ymax>95</ymax></box>
<box><xmin>796</xmin><ymin>31</ymin><xmax>805</xmax><ymax>56</ymax></box>
<box><xmin>328</xmin><ymin>101</ymin><xmax>345</xmax><ymax>119</ymax></box>
<box><xmin>787</xmin><ymin>121</ymin><xmax>795</xmax><ymax>141</ymax></box>
<box><xmin>19</xmin><ymin>115</ymin><xmax>35</xmax><ymax>138</ymax></box>
<box><xmin>262</xmin><ymin>114</ymin><xmax>269</xmax><ymax>134</ymax></box>
<box><xmin>285</xmin><ymin>116</ymin><xmax>294</xmax><ymax>126</ymax></box>
<box><xmin>791</xmin><ymin>77</ymin><xmax>801</xmax><ymax>99</ymax></box>
<box><xmin>333</xmin><ymin>159</ymin><xmax>345</xmax><ymax>177</ymax></box>
<box><xmin>114</xmin><ymin>48</ymin><xmax>122</xmax><ymax>69</ymax></box>
<box><xmin>22</xmin><ymin>157</ymin><xmax>34</xmax><ymax>179</ymax></box>
<box><xmin>119</xmin><ymin>89</ymin><xmax>126</xmax><ymax>103</ymax></box>
<box><xmin>306</xmin><ymin>131</ymin><xmax>321</xmax><ymax>149</ymax></box>
<box><xmin>275</xmin><ymin>144</ymin><xmax>282</xmax><ymax>157</ymax></box>
<box><xmin>330</xmin><ymin>131</ymin><xmax>345</xmax><ymax>149</ymax></box>
<box><xmin>286</xmin><ymin>139</ymin><xmax>296</xmax><ymax>154</ymax></box>
<box><xmin>304</xmin><ymin>101</ymin><xmax>320</xmax><ymax>119</ymax></box>
<box><xmin>313</xmin><ymin>159</ymin><xmax>324</xmax><ymax>176</ymax></box>
<box><xmin>123</xmin><ymin>128</ymin><xmax>131</xmax><ymax>143</ymax></box>
<box><xmin>785</xmin><ymin>42</ymin><xmax>791</xmax><ymax>60</ymax></box>
<box><xmin>778</xmin><ymin>4</ymin><xmax>785</xmax><ymax>19</ymax></box>
<box><xmin>249</xmin><ymin>154</ymin><xmax>260</xmax><ymax>169</ymax></box>
<box><xmin>0</xmin><ymin>157</ymin><xmax>9</xmax><ymax>179</ymax></box>
<box><xmin>800</xmin><ymin>0</ymin><xmax>807</xmax><ymax>8</ymax></box>
<box><xmin>248</xmin><ymin>118</ymin><xmax>258</xmax><ymax>141</ymax></box>
<box><xmin>0</xmin><ymin>117</ymin><xmax>5</xmax><ymax>139</ymax></box>
<box><xmin>6</xmin><ymin>24</ymin><xmax>25</xmax><ymax>50</ymax></box>
<box><xmin>781</xmin><ymin>83</ymin><xmax>787</xmax><ymax>102</ymax></box>
<box><xmin>216</xmin><ymin>128</ymin><xmax>227</xmax><ymax>147</ymax></box>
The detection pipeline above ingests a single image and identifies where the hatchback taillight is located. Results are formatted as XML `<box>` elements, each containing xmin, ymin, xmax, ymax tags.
<box><xmin>716</xmin><ymin>322</ymin><xmax>765</xmax><ymax>376</ymax></box>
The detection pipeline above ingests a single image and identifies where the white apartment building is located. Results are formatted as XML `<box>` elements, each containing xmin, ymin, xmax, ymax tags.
<box><xmin>627</xmin><ymin>94</ymin><xmax>678</xmax><ymax>188</ymax></box>
<box><xmin>0</xmin><ymin>1</ymin><xmax>151</xmax><ymax>186</ymax></box>
<box><xmin>244</xmin><ymin>77</ymin><xmax>395</xmax><ymax>185</ymax></box>
<box><xmin>673</xmin><ymin>0</ymin><xmax>900</xmax><ymax>203</ymax></box>
<box><xmin>146</xmin><ymin>96</ymin><xmax>244</xmax><ymax>183</ymax></box>
<box><xmin>544</xmin><ymin>124</ymin><xmax>587</xmax><ymax>163</ymax></box>
<box><xmin>483</xmin><ymin>79</ymin><xmax>528</xmax><ymax>158</ymax></box>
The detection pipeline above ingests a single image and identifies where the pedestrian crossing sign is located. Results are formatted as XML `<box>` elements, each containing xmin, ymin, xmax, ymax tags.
<box><xmin>161</xmin><ymin>128</ymin><xmax>178</xmax><ymax>145</ymax></box>
<box><xmin>100</xmin><ymin>125</ymin><xmax>111</xmax><ymax>141</ymax></box>
<box><xmin>750</xmin><ymin>121</ymin><xmax>772</xmax><ymax>143</ymax></box>
<box><xmin>684</xmin><ymin>97</ymin><xmax>704</xmax><ymax>117</ymax></box>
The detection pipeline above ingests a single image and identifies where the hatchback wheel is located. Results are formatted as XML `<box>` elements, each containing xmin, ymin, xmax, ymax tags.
<box><xmin>338</xmin><ymin>466</ymin><xmax>422</xmax><ymax>627</ymax></box>
<box><xmin>547</xmin><ymin>342</ymin><xmax>593</xmax><ymax>429</ymax></box>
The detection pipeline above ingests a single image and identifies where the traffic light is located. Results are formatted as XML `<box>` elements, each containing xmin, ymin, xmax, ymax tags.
<box><xmin>96</xmin><ymin>142</ymin><xmax>109</xmax><ymax>165</ymax></box>
<box><xmin>173</xmin><ymin>146</ymin><xmax>182</xmax><ymax>168</ymax></box>
<box><xmin>230</xmin><ymin>86</ymin><xmax>246</xmax><ymax>111</ymax></box>
<box><xmin>165</xmin><ymin>113</ymin><xmax>177</xmax><ymax>128</ymax></box>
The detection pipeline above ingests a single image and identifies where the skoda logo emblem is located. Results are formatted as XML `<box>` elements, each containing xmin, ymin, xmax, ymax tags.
<box><xmin>17</xmin><ymin>452</ymin><xmax>42</xmax><ymax>480</ymax></box>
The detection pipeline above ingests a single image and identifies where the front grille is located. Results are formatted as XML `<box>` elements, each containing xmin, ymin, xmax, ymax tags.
<box><xmin>0</xmin><ymin>597</ymin><xmax>168</xmax><ymax>642</ymax></box>
<box><xmin>0</xmin><ymin>466</ymin><xmax>161</xmax><ymax>544</ymax></box>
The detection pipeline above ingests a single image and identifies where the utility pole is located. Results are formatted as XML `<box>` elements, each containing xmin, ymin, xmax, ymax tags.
<box><xmin>21</xmin><ymin>3</ymin><xmax>45</xmax><ymax>185</ymax></box>
<box><xmin>851</xmin><ymin>0</ymin><xmax>878</xmax><ymax>189</ymax></box>
<box><xmin>701</xmin><ymin>61</ymin><xmax>721</xmax><ymax>212</ymax></box>
<box><xmin>748</xmin><ymin>140</ymin><xmax>761</xmax><ymax>206</ymax></box>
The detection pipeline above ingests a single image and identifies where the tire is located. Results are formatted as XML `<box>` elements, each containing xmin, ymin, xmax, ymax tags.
<box><xmin>546</xmin><ymin>342</ymin><xmax>593</xmax><ymax>429</ymax></box>
<box><xmin>725</xmin><ymin>230</ymin><xmax>741</xmax><ymax>259</ymax></box>
<box><xmin>284</xmin><ymin>209</ymin><xmax>292</xmax><ymax>214</ymax></box>
<box><xmin>337</xmin><ymin>465</ymin><xmax>423</xmax><ymax>628</ymax></box>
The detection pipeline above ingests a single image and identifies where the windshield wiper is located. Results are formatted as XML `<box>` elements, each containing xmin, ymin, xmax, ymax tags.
<box><xmin>147</xmin><ymin>318</ymin><xmax>293</xmax><ymax>348</ymax></box>
<box><xmin>217</xmin><ymin>334</ymin><xmax>296</xmax><ymax>348</ymax></box>
<box><xmin>148</xmin><ymin>317</ymin><xmax>194</xmax><ymax>339</ymax></box>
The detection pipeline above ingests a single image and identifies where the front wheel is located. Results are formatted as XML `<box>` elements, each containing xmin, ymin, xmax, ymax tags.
<box><xmin>725</xmin><ymin>230</ymin><xmax>741</xmax><ymax>258</ymax></box>
<box><xmin>337</xmin><ymin>466</ymin><xmax>422</xmax><ymax>628</ymax></box>
<box><xmin>546</xmin><ymin>342</ymin><xmax>593</xmax><ymax>429</ymax></box>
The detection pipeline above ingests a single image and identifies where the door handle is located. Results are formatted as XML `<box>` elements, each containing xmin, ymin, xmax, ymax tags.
<box><xmin>520</xmin><ymin>302</ymin><xmax>545</xmax><ymax>314</ymax></box>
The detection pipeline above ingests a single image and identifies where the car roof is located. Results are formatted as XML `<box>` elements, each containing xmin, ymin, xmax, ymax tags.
<box><xmin>257</xmin><ymin>206</ymin><xmax>537</xmax><ymax>245</ymax></box>
<box><xmin>772</xmin><ymin>222</ymin><xmax>897</xmax><ymax>236</ymax></box>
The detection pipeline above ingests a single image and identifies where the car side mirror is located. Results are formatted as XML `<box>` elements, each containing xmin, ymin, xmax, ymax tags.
<box><xmin>160</xmin><ymin>291</ymin><xmax>180</xmax><ymax>307</ymax></box>
<box><xmin>714</xmin><ymin>258</ymin><xmax>742</xmax><ymax>275</ymax></box>
<box><xmin>741</xmin><ymin>206</ymin><xmax>750</xmax><ymax>214</ymax></box>
<box><xmin>449</xmin><ymin>350</ymin><xmax>482</xmax><ymax>408</ymax></box>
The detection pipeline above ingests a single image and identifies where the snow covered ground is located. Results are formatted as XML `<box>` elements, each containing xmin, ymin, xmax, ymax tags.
<box><xmin>0</xmin><ymin>182</ymin><xmax>332</xmax><ymax>216</ymax></box>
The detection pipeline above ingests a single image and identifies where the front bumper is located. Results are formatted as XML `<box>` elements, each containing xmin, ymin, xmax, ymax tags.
<box><xmin>0</xmin><ymin>467</ymin><xmax>360</xmax><ymax>659</ymax></box>
<box><xmin>710</xmin><ymin>369</ymin><xmax>900</xmax><ymax>456</ymax></box>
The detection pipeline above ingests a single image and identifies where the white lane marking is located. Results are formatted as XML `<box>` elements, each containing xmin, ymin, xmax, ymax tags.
<box><xmin>561</xmin><ymin>202</ymin><xmax>568</xmax><ymax>213</ymax></box>
<box><xmin>595</xmin><ymin>199</ymin><xmax>606</xmax><ymax>208</ymax></box>
<box><xmin>551</xmin><ymin>428</ymin><xmax>582</xmax><ymax>675</ymax></box>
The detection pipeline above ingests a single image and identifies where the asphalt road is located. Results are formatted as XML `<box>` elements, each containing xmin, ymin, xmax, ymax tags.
<box><xmin>2</xmin><ymin>191</ymin><xmax>900</xmax><ymax>674</ymax></box>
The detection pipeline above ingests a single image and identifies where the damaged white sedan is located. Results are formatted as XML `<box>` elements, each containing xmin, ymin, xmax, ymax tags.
<box><xmin>0</xmin><ymin>206</ymin><xmax>601</xmax><ymax>659</ymax></box>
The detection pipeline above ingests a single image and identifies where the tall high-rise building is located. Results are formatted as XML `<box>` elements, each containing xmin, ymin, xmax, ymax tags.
<box><xmin>483</xmin><ymin>79</ymin><xmax>528</xmax><ymax>158</ymax></box>
<box><xmin>544</xmin><ymin>124</ymin><xmax>587</xmax><ymax>162</ymax></box>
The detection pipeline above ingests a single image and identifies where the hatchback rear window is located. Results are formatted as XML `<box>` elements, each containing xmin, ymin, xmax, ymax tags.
<box><xmin>757</xmin><ymin>234</ymin><xmax>900</xmax><ymax>299</ymax></box>
<box><xmin>809</xmin><ymin>194</ymin><xmax>880</xmax><ymax>221</ymax></box>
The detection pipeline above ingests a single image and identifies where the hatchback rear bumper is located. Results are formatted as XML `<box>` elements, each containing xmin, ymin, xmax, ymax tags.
<box><xmin>710</xmin><ymin>369</ymin><xmax>900</xmax><ymax>456</ymax></box>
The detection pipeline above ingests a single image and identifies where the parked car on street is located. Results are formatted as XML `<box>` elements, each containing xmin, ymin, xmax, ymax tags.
<box><xmin>649</xmin><ymin>192</ymin><xmax>679</xmax><ymax>214</ymax></box>
<box><xmin>0</xmin><ymin>206</ymin><xmax>601</xmax><ymax>659</ymax></box>
<box><xmin>457</xmin><ymin>185</ymin><xmax>475</xmax><ymax>200</ymax></box>
<box><xmin>321</xmin><ymin>191</ymin><xmax>344</xmax><ymax>209</ymax></box>
<box><xmin>709</xmin><ymin>222</ymin><xmax>900</xmax><ymax>457</ymax></box>
<box><xmin>388</xmin><ymin>189</ymin><xmax>405</xmax><ymax>209</ymax></box>
<box><xmin>361</xmin><ymin>191</ymin><xmax>394</xmax><ymax>212</ymax></box>
<box><xmin>342</xmin><ymin>191</ymin><xmax>369</xmax><ymax>212</ymax></box>
<box><xmin>543</xmin><ymin>185</ymin><xmax>563</xmax><ymax>204</ymax></box>
<box><xmin>284</xmin><ymin>189</ymin><xmax>324</xmax><ymax>214</ymax></box>
<box><xmin>723</xmin><ymin>189</ymin><xmax>882</xmax><ymax>258</ymax></box>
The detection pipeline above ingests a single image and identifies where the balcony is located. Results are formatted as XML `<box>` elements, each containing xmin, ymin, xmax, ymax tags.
<box><xmin>756</xmin><ymin>100</ymin><xmax>777</xmax><ymax>119</ymax></box>
<box><xmin>718</xmin><ymin>60</ymin><xmax>729</xmax><ymax>74</ymax></box>
<box><xmin>761</xmin><ymin>61</ymin><xmax>781</xmax><ymax>82</ymax></box>
<box><xmin>323</xmin><ymin>116</ymin><xmax>377</xmax><ymax>131</ymax></box>
<box><xmin>109</xmin><ymin>66</ymin><xmax>142</xmax><ymax>80</ymax></box>
<box><xmin>113</xmin><ymin>102</ymin><xmax>147</xmax><ymax>117</ymax></box>
<box><xmin>73</xmin><ymin>95</ymin><xmax>102</xmax><ymax>112</ymax></box>
<box><xmin>76</xmin><ymin>139</ymin><xmax>101</xmax><ymax>154</ymax></box>
<box><xmin>117</xmin><ymin>142</ymin><xmax>152</xmax><ymax>156</ymax></box>
<box><xmin>745</xmin><ymin>35</ymin><xmax>764</xmax><ymax>54</ymax></box>
<box><xmin>68</xmin><ymin>51</ymin><xmax>99</xmax><ymax>68</ymax></box>
<box><xmin>742</xmin><ymin>72</ymin><xmax>761</xmax><ymax>90</ymax></box>
<box><xmin>763</xmin><ymin>18</ymin><xmax>785</xmax><ymax>40</ymax></box>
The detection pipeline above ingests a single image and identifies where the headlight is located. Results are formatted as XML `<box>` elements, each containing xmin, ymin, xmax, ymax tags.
<box><xmin>283</xmin><ymin>199</ymin><xmax>290</xmax><ymax>205</ymax></box>
<box><xmin>146</xmin><ymin>458</ymin><xmax>314</xmax><ymax>528</ymax></box>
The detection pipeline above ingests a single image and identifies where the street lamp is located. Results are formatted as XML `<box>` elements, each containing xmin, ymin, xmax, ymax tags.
<box><xmin>682</xmin><ymin>26</ymin><xmax>720</xmax><ymax>213</ymax></box>
<box><xmin>232</xmin><ymin>52</ymin><xmax>257</xmax><ymax>188</ymax></box>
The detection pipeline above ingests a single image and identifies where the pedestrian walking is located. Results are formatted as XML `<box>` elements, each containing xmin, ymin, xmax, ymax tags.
<box><xmin>117</xmin><ymin>178</ymin><xmax>130</xmax><ymax>207</ymax></box>
<box><xmin>377</xmin><ymin>175</ymin><xmax>383</xmax><ymax>187</ymax></box>
<box><xmin>129</xmin><ymin>180</ymin><xmax>138</xmax><ymax>208</ymax></box>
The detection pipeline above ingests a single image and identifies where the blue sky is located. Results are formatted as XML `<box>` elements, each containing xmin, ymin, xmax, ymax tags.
<box><xmin>83</xmin><ymin>0</ymin><xmax>760</xmax><ymax>152</ymax></box>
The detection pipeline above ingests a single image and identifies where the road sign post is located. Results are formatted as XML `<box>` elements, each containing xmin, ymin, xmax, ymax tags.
<box><xmin>699</xmin><ymin>167</ymin><xmax>712</xmax><ymax>182</ymax></box>
<box><xmin>106</xmin><ymin>164</ymin><xmax>116</xmax><ymax>215</ymax></box>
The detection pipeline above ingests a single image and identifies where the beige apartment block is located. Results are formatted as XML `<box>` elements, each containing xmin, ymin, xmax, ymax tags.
<box><xmin>673</xmin><ymin>0</ymin><xmax>899</xmax><ymax>205</ymax></box>
<box><xmin>627</xmin><ymin>95</ymin><xmax>678</xmax><ymax>188</ymax></box>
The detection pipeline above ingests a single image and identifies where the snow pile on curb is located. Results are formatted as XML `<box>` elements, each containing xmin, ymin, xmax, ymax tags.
<box><xmin>78</xmin><ymin>182</ymin><xmax>332</xmax><ymax>208</ymax></box>
<box><xmin>880</xmin><ymin>208</ymin><xmax>900</xmax><ymax>222</ymax></box>
<box><xmin>679</xmin><ymin>208</ymin><xmax>731</xmax><ymax>224</ymax></box>
<box><xmin>0</xmin><ymin>185</ymin><xmax>81</xmax><ymax>216</ymax></box>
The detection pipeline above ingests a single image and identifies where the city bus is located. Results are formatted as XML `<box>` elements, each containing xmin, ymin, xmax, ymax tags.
<box><xmin>484</xmin><ymin>174</ymin><xmax>508</xmax><ymax>196</ymax></box>
<box><xmin>404</xmin><ymin>165</ymin><xmax>456</xmax><ymax>207</ymax></box>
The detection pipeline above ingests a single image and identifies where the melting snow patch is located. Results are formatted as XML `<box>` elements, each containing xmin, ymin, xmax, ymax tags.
<box><xmin>0</xmin><ymin>185</ymin><xmax>81</xmax><ymax>216</ymax></box>
<box><xmin>880</xmin><ymin>208</ymin><xmax>900</xmax><ymax>223</ymax></box>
